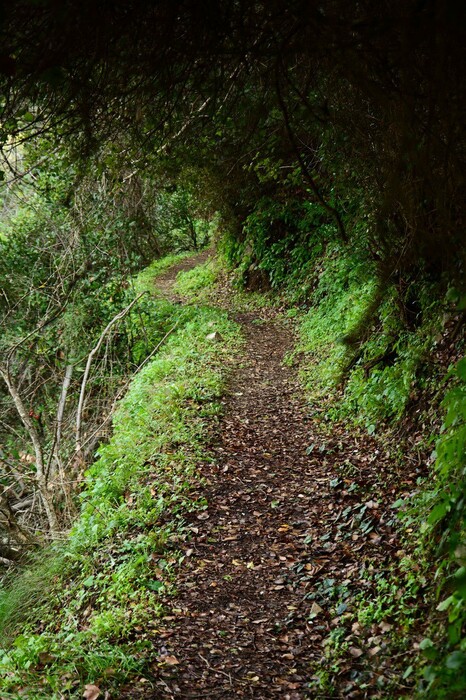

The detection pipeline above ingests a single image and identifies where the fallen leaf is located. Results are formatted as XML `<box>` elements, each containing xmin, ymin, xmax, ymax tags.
<box><xmin>159</xmin><ymin>655</ymin><xmax>180</xmax><ymax>665</ymax></box>
<box><xmin>83</xmin><ymin>684</ymin><xmax>100</xmax><ymax>700</ymax></box>
<box><xmin>379</xmin><ymin>621</ymin><xmax>393</xmax><ymax>633</ymax></box>
<box><xmin>206</xmin><ymin>331</ymin><xmax>223</xmax><ymax>342</ymax></box>
<box><xmin>310</xmin><ymin>602</ymin><xmax>323</xmax><ymax>615</ymax></box>
<box><xmin>349</xmin><ymin>647</ymin><xmax>363</xmax><ymax>658</ymax></box>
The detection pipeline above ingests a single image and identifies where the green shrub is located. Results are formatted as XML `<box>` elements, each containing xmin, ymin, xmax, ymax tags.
<box><xmin>296</xmin><ymin>243</ymin><xmax>376</xmax><ymax>399</ymax></box>
<box><xmin>411</xmin><ymin>357</ymin><xmax>466</xmax><ymax>698</ymax></box>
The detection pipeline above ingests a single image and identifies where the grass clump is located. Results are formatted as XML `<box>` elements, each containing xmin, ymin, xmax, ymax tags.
<box><xmin>132</xmin><ymin>250</ymin><xmax>195</xmax><ymax>295</ymax></box>
<box><xmin>172</xmin><ymin>258</ymin><xmax>218</xmax><ymax>302</ymax></box>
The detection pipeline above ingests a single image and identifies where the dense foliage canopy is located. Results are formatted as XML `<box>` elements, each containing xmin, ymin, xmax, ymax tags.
<box><xmin>1</xmin><ymin>1</ymin><xmax>464</xmax><ymax>275</ymax></box>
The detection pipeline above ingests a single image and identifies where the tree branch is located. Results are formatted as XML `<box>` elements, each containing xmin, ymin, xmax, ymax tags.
<box><xmin>75</xmin><ymin>292</ymin><xmax>148</xmax><ymax>456</ymax></box>
<box><xmin>275</xmin><ymin>62</ymin><xmax>348</xmax><ymax>243</ymax></box>
<box><xmin>0</xmin><ymin>366</ymin><xmax>59</xmax><ymax>534</ymax></box>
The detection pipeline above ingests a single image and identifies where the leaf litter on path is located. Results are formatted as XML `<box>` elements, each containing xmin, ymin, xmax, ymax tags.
<box><xmin>120</xmin><ymin>265</ymin><xmax>417</xmax><ymax>699</ymax></box>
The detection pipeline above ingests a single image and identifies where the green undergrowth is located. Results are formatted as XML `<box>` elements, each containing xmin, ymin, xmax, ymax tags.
<box><xmin>0</xmin><ymin>256</ymin><xmax>241</xmax><ymax>699</ymax></box>
<box><xmin>224</xmin><ymin>198</ymin><xmax>464</xmax><ymax>696</ymax></box>
<box><xmin>288</xmin><ymin>247</ymin><xmax>464</xmax><ymax>695</ymax></box>
<box><xmin>226</xmin><ymin>285</ymin><xmax>276</xmax><ymax>313</ymax></box>
<box><xmin>281</xmin><ymin>241</ymin><xmax>464</xmax><ymax>694</ymax></box>
<box><xmin>323</xmin><ymin>356</ymin><xmax>466</xmax><ymax>699</ymax></box>
<box><xmin>290</xmin><ymin>242</ymin><xmax>442</xmax><ymax>430</ymax></box>
<box><xmin>172</xmin><ymin>257</ymin><xmax>218</xmax><ymax>302</ymax></box>
<box><xmin>397</xmin><ymin>359</ymin><xmax>466</xmax><ymax>697</ymax></box>
<box><xmin>132</xmin><ymin>249</ymin><xmax>196</xmax><ymax>295</ymax></box>
<box><xmin>293</xmin><ymin>243</ymin><xmax>376</xmax><ymax>401</ymax></box>
<box><xmin>173</xmin><ymin>256</ymin><xmax>276</xmax><ymax>313</ymax></box>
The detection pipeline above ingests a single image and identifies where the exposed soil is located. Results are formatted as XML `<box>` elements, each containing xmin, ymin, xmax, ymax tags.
<box><xmin>122</xmin><ymin>254</ymin><xmax>423</xmax><ymax>699</ymax></box>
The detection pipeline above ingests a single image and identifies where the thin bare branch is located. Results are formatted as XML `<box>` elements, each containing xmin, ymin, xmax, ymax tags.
<box><xmin>75</xmin><ymin>292</ymin><xmax>149</xmax><ymax>456</ymax></box>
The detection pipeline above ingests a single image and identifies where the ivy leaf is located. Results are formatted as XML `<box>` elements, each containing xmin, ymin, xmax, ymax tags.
<box><xmin>457</xmin><ymin>358</ymin><xmax>466</xmax><ymax>382</ymax></box>
<box><xmin>436</xmin><ymin>595</ymin><xmax>454</xmax><ymax>612</ymax></box>
<box><xmin>445</xmin><ymin>651</ymin><xmax>466</xmax><ymax>670</ymax></box>
<box><xmin>147</xmin><ymin>580</ymin><xmax>164</xmax><ymax>592</ymax></box>
<box><xmin>427</xmin><ymin>500</ymin><xmax>450</xmax><ymax>526</ymax></box>
<box><xmin>420</xmin><ymin>638</ymin><xmax>438</xmax><ymax>661</ymax></box>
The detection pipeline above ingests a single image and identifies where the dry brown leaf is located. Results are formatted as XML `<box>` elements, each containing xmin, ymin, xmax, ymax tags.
<box><xmin>349</xmin><ymin>647</ymin><xmax>363</xmax><ymax>658</ymax></box>
<box><xmin>160</xmin><ymin>655</ymin><xmax>180</xmax><ymax>665</ymax></box>
<box><xmin>83</xmin><ymin>684</ymin><xmax>100</xmax><ymax>700</ymax></box>
<box><xmin>368</xmin><ymin>646</ymin><xmax>381</xmax><ymax>656</ymax></box>
<box><xmin>379</xmin><ymin>621</ymin><xmax>393</xmax><ymax>633</ymax></box>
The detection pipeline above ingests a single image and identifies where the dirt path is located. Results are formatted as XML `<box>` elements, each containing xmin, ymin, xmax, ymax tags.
<box><xmin>126</xmin><ymin>254</ymin><xmax>408</xmax><ymax>698</ymax></box>
<box><xmin>158</xmin><ymin>315</ymin><xmax>316</xmax><ymax>697</ymax></box>
<box><xmin>155</xmin><ymin>249</ymin><xmax>211</xmax><ymax>301</ymax></box>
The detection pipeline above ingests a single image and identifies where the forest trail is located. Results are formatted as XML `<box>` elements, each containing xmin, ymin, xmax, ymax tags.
<box><xmin>154</xmin><ymin>249</ymin><xmax>211</xmax><ymax>301</ymax></box>
<box><xmin>126</xmin><ymin>253</ymin><xmax>404</xmax><ymax>699</ymax></box>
